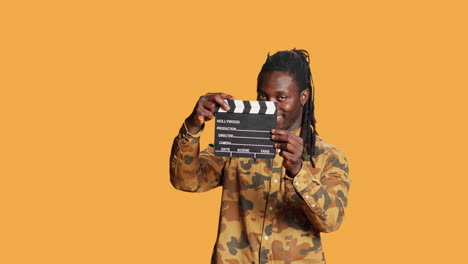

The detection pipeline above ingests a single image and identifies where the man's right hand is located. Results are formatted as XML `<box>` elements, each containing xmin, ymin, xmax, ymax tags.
<box><xmin>185</xmin><ymin>93</ymin><xmax>235</xmax><ymax>135</ymax></box>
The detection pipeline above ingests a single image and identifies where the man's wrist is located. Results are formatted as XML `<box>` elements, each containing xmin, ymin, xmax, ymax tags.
<box><xmin>286</xmin><ymin>161</ymin><xmax>303</xmax><ymax>178</ymax></box>
<box><xmin>184</xmin><ymin>117</ymin><xmax>203</xmax><ymax>135</ymax></box>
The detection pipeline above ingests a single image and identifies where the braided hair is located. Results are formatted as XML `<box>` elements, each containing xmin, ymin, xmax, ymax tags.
<box><xmin>257</xmin><ymin>49</ymin><xmax>318</xmax><ymax>162</ymax></box>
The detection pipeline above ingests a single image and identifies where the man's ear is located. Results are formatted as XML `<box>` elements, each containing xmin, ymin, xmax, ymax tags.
<box><xmin>300</xmin><ymin>89</ymin><xmax>310</xmax><ymax>105</ymax></box>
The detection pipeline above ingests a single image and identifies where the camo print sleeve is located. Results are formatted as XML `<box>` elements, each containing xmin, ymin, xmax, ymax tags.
<box><xmin>286</xmin><ymin>142</ymin><xmax>350</xmax><ymax>233</ymax></box>
<box><xmin>170</xmin><ymin>122</ymin><xmax>226</xmax><ymax>192</ymax></box>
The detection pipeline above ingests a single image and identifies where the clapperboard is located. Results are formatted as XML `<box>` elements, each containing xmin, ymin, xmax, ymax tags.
<box><xmin>214</xmin><ymin>100</ymin><xmax>277</xmax><ymax>159</ymax></box>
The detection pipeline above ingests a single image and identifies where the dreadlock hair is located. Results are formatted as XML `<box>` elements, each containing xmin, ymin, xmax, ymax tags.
<box><xmin>257</xmin><ymin>49</ymin><xmax>318</xmax><ymax>164</ymax></box>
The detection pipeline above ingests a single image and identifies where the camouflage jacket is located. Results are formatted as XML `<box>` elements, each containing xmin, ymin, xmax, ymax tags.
<box><xmin>170</xmin><ymin>123</ymin><xmax>351</xmax><ymax>264</ymax></box>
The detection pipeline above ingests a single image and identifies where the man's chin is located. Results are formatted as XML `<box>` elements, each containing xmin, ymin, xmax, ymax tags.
<box><xmin>276</xmin><ymin>116</ymin><xmax>284</xmax><ymax>129</ymax></box>
<box><xmin>276</xmin><ymin>122</ymin><xmax>287</xmax><ymax>130</ymax></box>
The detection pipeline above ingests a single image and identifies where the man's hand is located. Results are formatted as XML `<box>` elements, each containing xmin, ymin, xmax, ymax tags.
<box><xmin>271</xmin><ymin>129</ymin><xmax>304</xmax><ymax>177</ymax></box>
<box><xmin>185</xmin><ymin>93</ymin><xmax>235</xmax><ymax>134</ymax></box>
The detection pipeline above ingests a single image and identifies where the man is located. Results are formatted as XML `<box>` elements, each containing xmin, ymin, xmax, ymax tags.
<box><xmin>170</xmin><ymin>49</ymin><xmax>350</xmax><ymax>263</ymax></box>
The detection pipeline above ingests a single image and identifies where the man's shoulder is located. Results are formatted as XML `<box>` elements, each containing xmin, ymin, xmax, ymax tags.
<box><xmin>314</xmin><ymin>135</ymin><xmax>346</xmax><ymax>158</ymax></box>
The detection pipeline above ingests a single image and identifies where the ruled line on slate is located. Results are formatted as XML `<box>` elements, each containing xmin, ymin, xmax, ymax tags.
<box><xmin>215</xmin><ymin>150</ymin><xmax>275</xmax><ymax>155</ymax></box>
<box><xmin>231</xmin><ymin>129</ymin><xmax>270</xmax><ymax>133</ymax></box>
<box><xmin>219</xmin><ymin>136</ymin><xmax>271</xmax><ymax>140</ymax></box>
<box><xmin>218</xmin><ymin>143</ymin><xmax>272</xmax><ymax>147</ymax></box>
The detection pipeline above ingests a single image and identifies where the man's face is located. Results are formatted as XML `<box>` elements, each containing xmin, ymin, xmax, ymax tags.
<box><xmin>257</xmin><ymin>71</ymin><xmax>309</xmax><ymax>131</ymax></box>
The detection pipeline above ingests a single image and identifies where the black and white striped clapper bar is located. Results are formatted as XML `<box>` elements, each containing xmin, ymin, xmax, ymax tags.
<box><xmin>214</xmin><ymin>100</ymin><xmax>277</xmax><ymax>159</ymax></box>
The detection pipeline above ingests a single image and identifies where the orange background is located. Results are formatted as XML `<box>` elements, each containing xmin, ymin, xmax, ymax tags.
<box><xmin>1</xmin><ymin>1</ymin><xmax>467</xmax><ymax>263</ymax></box>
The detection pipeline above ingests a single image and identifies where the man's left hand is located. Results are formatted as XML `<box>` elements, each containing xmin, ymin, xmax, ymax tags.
<box><xmin>271</xmin><ymin>129</ymin><xmax>303</xmax><ymax>177</ymax></box>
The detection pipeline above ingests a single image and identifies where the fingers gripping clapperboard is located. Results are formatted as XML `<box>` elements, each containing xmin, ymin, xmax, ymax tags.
<box><xmin>214</xmin><ymin>100</ymin><xmax>277</xmax><ymax>159</ymax></box>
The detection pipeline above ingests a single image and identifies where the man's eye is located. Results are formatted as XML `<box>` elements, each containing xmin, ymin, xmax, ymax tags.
<box><xmin>258</xmin><ymin>94</ymin><xmax>266</xmax><ymax>100</ymax></box>
<box><xmin>278</xmin><ymin>95</ymin><xmax>286</xmax><ymax>101</ymax></box>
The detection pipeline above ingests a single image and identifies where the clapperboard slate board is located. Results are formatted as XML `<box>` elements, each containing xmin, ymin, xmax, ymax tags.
<box><xmin>214</xmin><ymin>100</ymin><xmax>277</xmax><ymax>159</ymax></box>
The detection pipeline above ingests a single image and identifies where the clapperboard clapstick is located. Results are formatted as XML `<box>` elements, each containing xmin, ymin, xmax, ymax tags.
<box><xmin>214</xmin><ymin>100</ymin><xmax>277</xmax><ymax>159</ymax></box>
